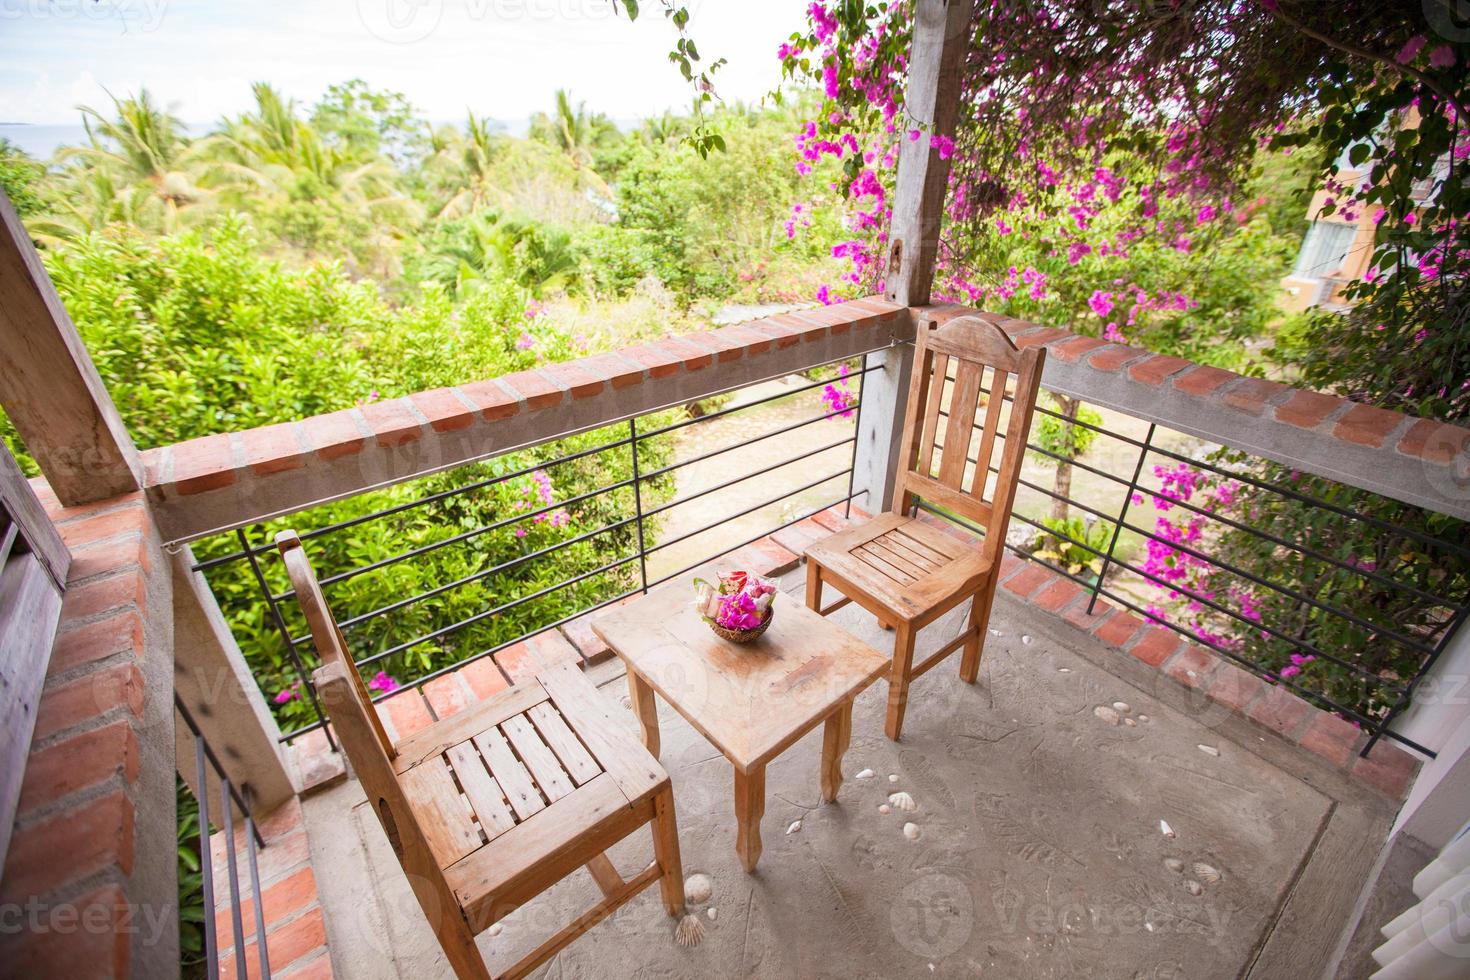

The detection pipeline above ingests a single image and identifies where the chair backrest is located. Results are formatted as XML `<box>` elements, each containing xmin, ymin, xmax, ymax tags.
<box><xmin>892</xmin><ymin>314</ymin><xmax>1046</xmax><ymax>566</ymax></box>
<box><xmin>276</xmin><ymin>530</ymin><xmax>395</xmax><ymax>761</ymax></box>
<box><xmin>275</xmin><ymin>531</ymin><xmax>482</xmax><ymax>966</ymax></box>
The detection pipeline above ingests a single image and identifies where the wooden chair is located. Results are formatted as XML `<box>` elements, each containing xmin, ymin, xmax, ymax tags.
<box><xmin>276</xmin><ymin>531</ymin><xmax>686</xmax><ymax>980</ymax></box>
<box><xmin>804</xmin><ymin>314</ymin><xmax>1046</xmax><ymax>740</ymax></box>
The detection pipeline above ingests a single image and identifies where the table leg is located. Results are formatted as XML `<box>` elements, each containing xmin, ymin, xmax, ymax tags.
<box><xmin>734</xmin><ymin>766</ymin><xmax>765</xmax><ymax>873</ymax></box>
<box><xmin>820</xmin><ymin>702</ymin><xmax>853</xmax><ymax>803</ymax></box>
<box><xmin>627</xmin><ymin>670</ymin><xmax>660</xmax><ymax>759</ymax></box>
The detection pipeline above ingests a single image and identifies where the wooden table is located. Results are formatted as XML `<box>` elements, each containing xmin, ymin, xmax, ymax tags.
<box><xmin>592</xmin><ymin>584</ymin><xmax>889</xmax><ymax>872</ymax></box>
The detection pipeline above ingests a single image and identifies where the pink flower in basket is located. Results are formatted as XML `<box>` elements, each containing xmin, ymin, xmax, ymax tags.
<box><xmin>692</xmin><ymin>572</ymin><xmax>776</xmax><ymax>632</ymax></box>
<box><xmin>716</xmin><ymin>591</ymin><xmax>763</xmax><ymax>631</ymax></box>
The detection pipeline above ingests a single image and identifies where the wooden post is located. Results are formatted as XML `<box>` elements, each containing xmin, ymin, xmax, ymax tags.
<box><xmin>0</xmin><ymin>189</ymin><xmax>142</xmax><ymax>505</ymax></box>
<box><xmin>886</xmin><ymin>0</ymin><xmax>973</xmax><ymax>307</ymax></box>
<box><xmin>854</xmin><ymin>0</ymin><xmax>972</xmax><ymax>513</ymax></box>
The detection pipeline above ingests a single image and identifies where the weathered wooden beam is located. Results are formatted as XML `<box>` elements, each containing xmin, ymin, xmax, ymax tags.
<box><xmin>0</xmin><ymin>189</ymin><xmax>142</xmax><ymax>505</ymax></box>
<box><xmin>886</xmin><ymin>0</ymin><xmax>974</xmax><ymax>307</ymax></box>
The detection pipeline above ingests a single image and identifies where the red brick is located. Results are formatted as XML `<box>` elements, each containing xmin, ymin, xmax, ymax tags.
<box><xmin>40</xmin><ymin>486</ymin><xmax>144</xmax><ymax>525</ymax></box>
<box><xmin>33</xmin><ymin>663</ymin><xmax>145</xmax><ymax>741</ymax></box>
<box><xmin>1352</xmin><ymin>741</ymin><xmax>1418</xmax><ymax>799</ymax></box>
<box><xmin>770</xmin><ymin>517</ymin><xmax>830</xmax><ymax>556</ymax></box>
<box><xmin>359</xmin><ymin>398</ymin><xmax>424</xmax><ymax>449</ymax></box>
<box><xmin>1221</xmin><ymin>378</ymin><xmax>1291</xmax><ymax>416</ymax></box>
<box><xmin>998</xmin><ymin>552</ymin><xmax>1025</xmax><ymax>578</ymax></box>
<box><xmin>408</xmin><ymin>387</ymin><xmax>475</xmax><ymax>433</ymax></box>
<box><xmin>1063</xmin><ymin>597</ymin><xmax>1113</xmax><ymax>631</ymax></box>
<box><xmin>766</xmin><ymin>314</ymin><xmax>825</xmax><ymax>345</ymax></box>
<box><xmin>728</xmin><ymin>538</ymin><xmax>800</xmax><ymax>577</ymax></box>
<box><xmin>701</xmin><ymin>325</ymin><xmax>765</xmax><ymax>362</ymax></box>
<box><xmin>1162</xmin><ymin>643</ymin><xmax>1217</xmax><ymax>687</ymax></box>
<box><xmin>459</xmin><ymin>379</ymin><xmax>519</xmax><ymax>422</ymax></box>
<box><xmin>748</xmin><ymin>317</ymin><xmax>804</xmax><ymax>348</ymax></box>
<box><xmin>1002</xmin><ymin>563</ymin><xmax>1053</xmax><ymax>597</ymax></box>
<box><xmin>59</xmin><ymin>568</ymin><xmax>146</xmax><ymax>622</ymax></box>
<box><xmin>50</xmin><ymin>610</ymin><xmax>144</xmax><ymax>675</ymax></box>
<box><xmin>1333</xmin><ymin>403</ymin><xmax>1405</xmax><ymax>448</ymax></box>
<box><xmin>55</xmin><ymin>505</ymin><xmax>147</xmax><ymax>549</ymax></box>
<box><xmin>580</xmin><ymin>352</ymin><xmax>645</xmax><ymax>389</ymax></box>
<box><xmin>559</xmin><ymin>615</ymin><xmax>610</xmax><ymax>663</ymax></box>
<box><xmin>494</xmin><ymin>641</ymin><xmax>541</xmax><ymax>683</ymax></box>
<box><xmin>1087</xmin><ymin>344</ymin><xmax>1150</xmax><ymax>372</ymax></box>
<box><xmin>501</xmin><ymin>370</ymin><xmax>564</xmax><ymax>411</ymax></box>
<box><xmin>300</xmin><ymin>409</ymin><xmax>366</xmax><ymax>461</ymax></box>
<box><xmin>1095</xmin><ymin>610</ymin><xmax>1146</xmax><ymax>648</ymax></box>
<box><xmin>1397</xmin><ymin>419</ymin><xmax>1470</xmax><ymax>464</ymax></box>
<box><xmin>240</xmin><ymin>422</ymin><xmax>307</xmax><ymax>476</ymax></box>
<box><xmin>422</xmin><ymin>673</ymin><xmax>472</xmax><ymax>719</ymax></box>
<box><xmin>2</xmin><ymin>884</ymin><xmax>130</xmax><ymax>979</ymax></box>
<box><xmin>282</xmin><ymin>953</ymin><xmax>335</xmax><ymax>980</ymax></box>
<box><xmin>814</xmin><ymin>503</ymin><xmax>869</xmax><ymax>529</ymax></box>
<box><xmin>1249</xmin><ymin>683</ymin><xmax>1312</xmax><ymax>736</ymax></box>
<box><xmin>1128</xmin><ymin>355</ymin><xmax>1192</xmax><ymax>386</ymax></box>
<box><xmin>1049</xmin><ymin>335</ymin><xmax>1108</xmax><ymax>363</ymax></box>
<box><xmin>1130</xmin><ymin>626</ymin><xmax>1181</xmax><ymax>668</ymax></box>
<box><xmin>0</xmin><ymin>791</ymin><xmax>135</xmax><ymax>903</ymax></box>
<box><xmin>18</xmin><ymin>721</ymin><xmax>139</xmax><ymax>815</ymax></box>
<box><xmin>250</xmin><ymin>794</ymin><xmax>307</xmax><ymax>844</ymax></box>
<box><xmin>1205</xmin><ymin>662</ymin><xmax>1265</xmax><ymax>712</ymax></box>
<box><xmin>1015</xmin><ymin>327</ymin><xmax>1069</xmax><ymax>350</ymax></box>
<box><xmin>219</xmin><ymin>905</ymin><xmax>327</xmax><ymax>980</ymax></box>
<box><xmin>1274</xmin><ymin>389</ymin><xmax>1344</xmax><ymax>429</ymax></box>
<box><xmin>1298</xmin><ymin>711</ymin><xmax>1361</xmax><ymax>768</ymax></box>
<box><xmin>459</xmin><ymin>657</ymin><xmax>509</xmax><ymax>700</ymax></box>
<box><xmin>377</xmin><ymin>690</ymin><xmax>433</xmax><ymax>740</ymax></box>
<box><xmin>660</xmin><ymin>336</ymin><xmax>716</xmax><ymax>370</ymax></box>
<box><xmin>1171</xmin><ymin>365</ymin><xmax>1237</xmax><ymax>396</ymax></box>
<box><xmin>214</xmin><ymin>866</ymin><xmax>318</xmax><ymax>940</ymax></box>
<box><xmin>540</xmin><ymin>362</ymin><xmax>605</xmax><ymax>400</ymax></box>
<box><xmin>67</xmin><ymin>534</ymin><xmax>148</xmax><ymax>583</ymax></box>
<box><xmin>1033</xmin><ymin>576</ymin><xmax>1083</xmax><ymax>613</ymax></box>
<box><xmin>621</xmin><ymin>343</ymin><xmax>684</xmax><ymax>379</ymax></box>
<box><xmin>170</xmin><ymin>433</ymin><xmax>238</xmax><ymax>495</ymax></box>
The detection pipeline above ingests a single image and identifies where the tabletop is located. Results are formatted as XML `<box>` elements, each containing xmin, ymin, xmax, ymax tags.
<box><xmin>591</xmin><ymin>584</ymin><xmax>888</xmax><ymax>770</ymax></box>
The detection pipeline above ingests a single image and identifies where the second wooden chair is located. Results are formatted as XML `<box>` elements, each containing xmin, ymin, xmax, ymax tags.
<box><xmin>804</xmin><ymin>314</ymin><xmax>1046</xmax><ymax>740</ymax></box>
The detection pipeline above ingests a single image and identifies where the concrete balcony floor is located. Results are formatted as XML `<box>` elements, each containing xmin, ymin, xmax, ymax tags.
<box><xmin>297</xmin><ymin>564</ymin><xmax>1397</xmax><ymax>979</ymax></box>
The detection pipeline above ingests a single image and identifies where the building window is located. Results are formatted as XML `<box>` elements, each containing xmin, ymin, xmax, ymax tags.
<box><xmin>1293</xmin><ymin>221</ymin><xmax>1357</xmax><ymax>279</ymax></box>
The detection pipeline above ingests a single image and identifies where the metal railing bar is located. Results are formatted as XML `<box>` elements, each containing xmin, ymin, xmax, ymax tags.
<box><xmin>951</xmin><ymin>422</ymin><xmax>1465</xmax><ymax>613</ymax></box>
<box><xmin>967</xmin><ymin>384</ymin><xmax>1470</xmax><ymax>561</ymax></box>
<box><xmin>1363</xmin><ymin>601</ymin><xmax>1470</xmax><ymax>756</ymax></box>
<box><xmin>917</xmin><ymin>500</ymin><xmax>1431</xmax><ymax>752</ymax></box>
<box><xmin>176</xmin><ymin>695</ymin><xmax>268</xmax><ymax>848</ymax></box>
<box><xmin>636</xmin><ymin>400</ymin><xmax>862</xmax><ymax>482</ymax></box>
<box><xmin>633</xmin><ymin>360</ymin><xmax>879</xmax><ymax>441</ymax></box>
<box><xmin>243</xmin><ymin>798</ymin><xmax>272</xmax><ymax>980</ymax></box>
<box><xmin>272</xmin><ymin>478</ymin><xmax>634</xmax><ymax>601</ymax></box>
<box><xmin>644</xmin><ymin>468</ymin><xmax>852</xmax><ymax>555</ymax></box>
<box><xmin>915</xmin><ymin>499</ymin><xmax>1405</xmax><ymax>689</ymax></box>
<box><xmin>220</xmin><ymin>779</ymin><xmax>248</xmax><ymax>980</ymax></box>
<box><xmin>191</xmin><ymin>430</ymin><xmax>637</xmax><ymax>572</ymax></box>
<box><xmin>642</xmin><ymin>435</ymin><xmax>856</xmax><ymax>521</ymax></box>
<box><xmin>846</xmin><ymin>356</ymin><xmax>867</xmax><ymax>518</ymax></box>
<box><xmin>238</xmin><ymin>528</ymin><xmax>335</xmax><ymax>751</ymax></box>
<box><xmin>195</xmin><ymin>734</ymin><xmax>219</xmax><ymax>980</ymax></box>
<box><xmin>629</xmin><ymin>417</ymin><xmax>651</xmax><ymax>594</ymax></box>
<box><xmin>291</xmin><ymin>514</ymin><xmax>640</xmax><ymax>643</ymax></box>
<box><xmin>648</xmin><ymin>493</ymin><xmax>852</xmax><ymax>588</ymax></box>
<box><xmin>352</xmin><ymin>553</ymin><xmax>640</xmax><ymax>669</ymax></box>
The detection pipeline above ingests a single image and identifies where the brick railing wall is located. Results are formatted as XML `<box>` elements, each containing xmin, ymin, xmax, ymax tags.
<box><xmin>0</xmin><ymin>484</ymin><xmax>178</xmax><ymax>978</ymax></box>
<box><xmin>140</xmin><ymin>297</ymin><xmax>1470</xmax><ymax>546</ymax></box>
<box><xmin>915</xmin><ymin>304</ymin><xmax>1470</xmax><ymax>522</ymax></box>
<box><xmin>142</xmin><ymin>297</ymin><xmax>910</xmax><ymax>542</ymax></box>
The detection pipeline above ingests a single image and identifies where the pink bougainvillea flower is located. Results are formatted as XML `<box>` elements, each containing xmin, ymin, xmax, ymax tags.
<box><xmin>273</xmin><ymin>684</ymin><xmax>299</xmax><ymax>704</ymax></box>
<box><xmin>1429</xmin><ymin>45</ymin><xmax>1456</xmax><ymax>69</ymax></box>
<box><xmin>1396</xmin><ymin>35</ymin><xmax>1427</xmax><ymax>64</ymax></box>
<box><xmin>368</xmin><ymin>671</ymin><xmax>400</xmax><ymax>695</ymax></box>
<box><xmin>516</xmin><ymin>332</ymin><xmax>536</xmax><ymax>350</ymax></box>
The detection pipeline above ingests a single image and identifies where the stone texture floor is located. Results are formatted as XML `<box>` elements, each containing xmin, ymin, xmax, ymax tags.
<box><xmin>301</xmin><ymin>570</ymin><xmax>1398</xmax><ymax>979</ymax></box>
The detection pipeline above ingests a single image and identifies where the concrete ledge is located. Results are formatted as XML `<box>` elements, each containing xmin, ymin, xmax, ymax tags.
<box><xmin>143</xmin><ymin>298</ymin><xmax>911</xmax><ymax>543</ymax></box>
<box><xmin>915</xmin><ymin>304</ymin><xmax>1470</xmax><ymax>521</ymax></box>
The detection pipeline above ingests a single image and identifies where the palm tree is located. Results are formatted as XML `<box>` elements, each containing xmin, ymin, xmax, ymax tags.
<box><xmin>528</xmin><ymin>90</ymin><xmax>615</xmax><ymax>196</ymax></box>
<box><xmin>427</xmin><ymin>113</ymin><xmax>508</xmax><ymax>218</ymax></box>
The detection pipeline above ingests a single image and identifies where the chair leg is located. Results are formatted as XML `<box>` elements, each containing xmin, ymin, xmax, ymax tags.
<box><xmin>884</xmin><ymin>621</ymin><xmax>917</xmax><ymax>741</ymax></box>
<box><xmin>804</xmin><ymin>561</ymin><xmax>822</xmax><ymax>612</ymax></box>
<box><xmin>959</xmin><ymin>576</ymin><xmax>999</xmax><ymax>684</ymax></box>
<box><xmin>651</xmin><ymin>785</ymin><xmax>686</xmax><ymax>917</ymax></box>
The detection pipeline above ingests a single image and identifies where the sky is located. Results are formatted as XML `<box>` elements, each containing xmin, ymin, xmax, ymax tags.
<box><xmin>0</xmin><ymin>0</ymin><xmax>808</xmax><ymax>129</ymax></box>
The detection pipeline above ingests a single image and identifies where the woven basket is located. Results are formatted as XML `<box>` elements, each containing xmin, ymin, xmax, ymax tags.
<box><xmin>706</xmin><ymin>606</ymin><xmax>774</xmax><ymax>644</ymax></box>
